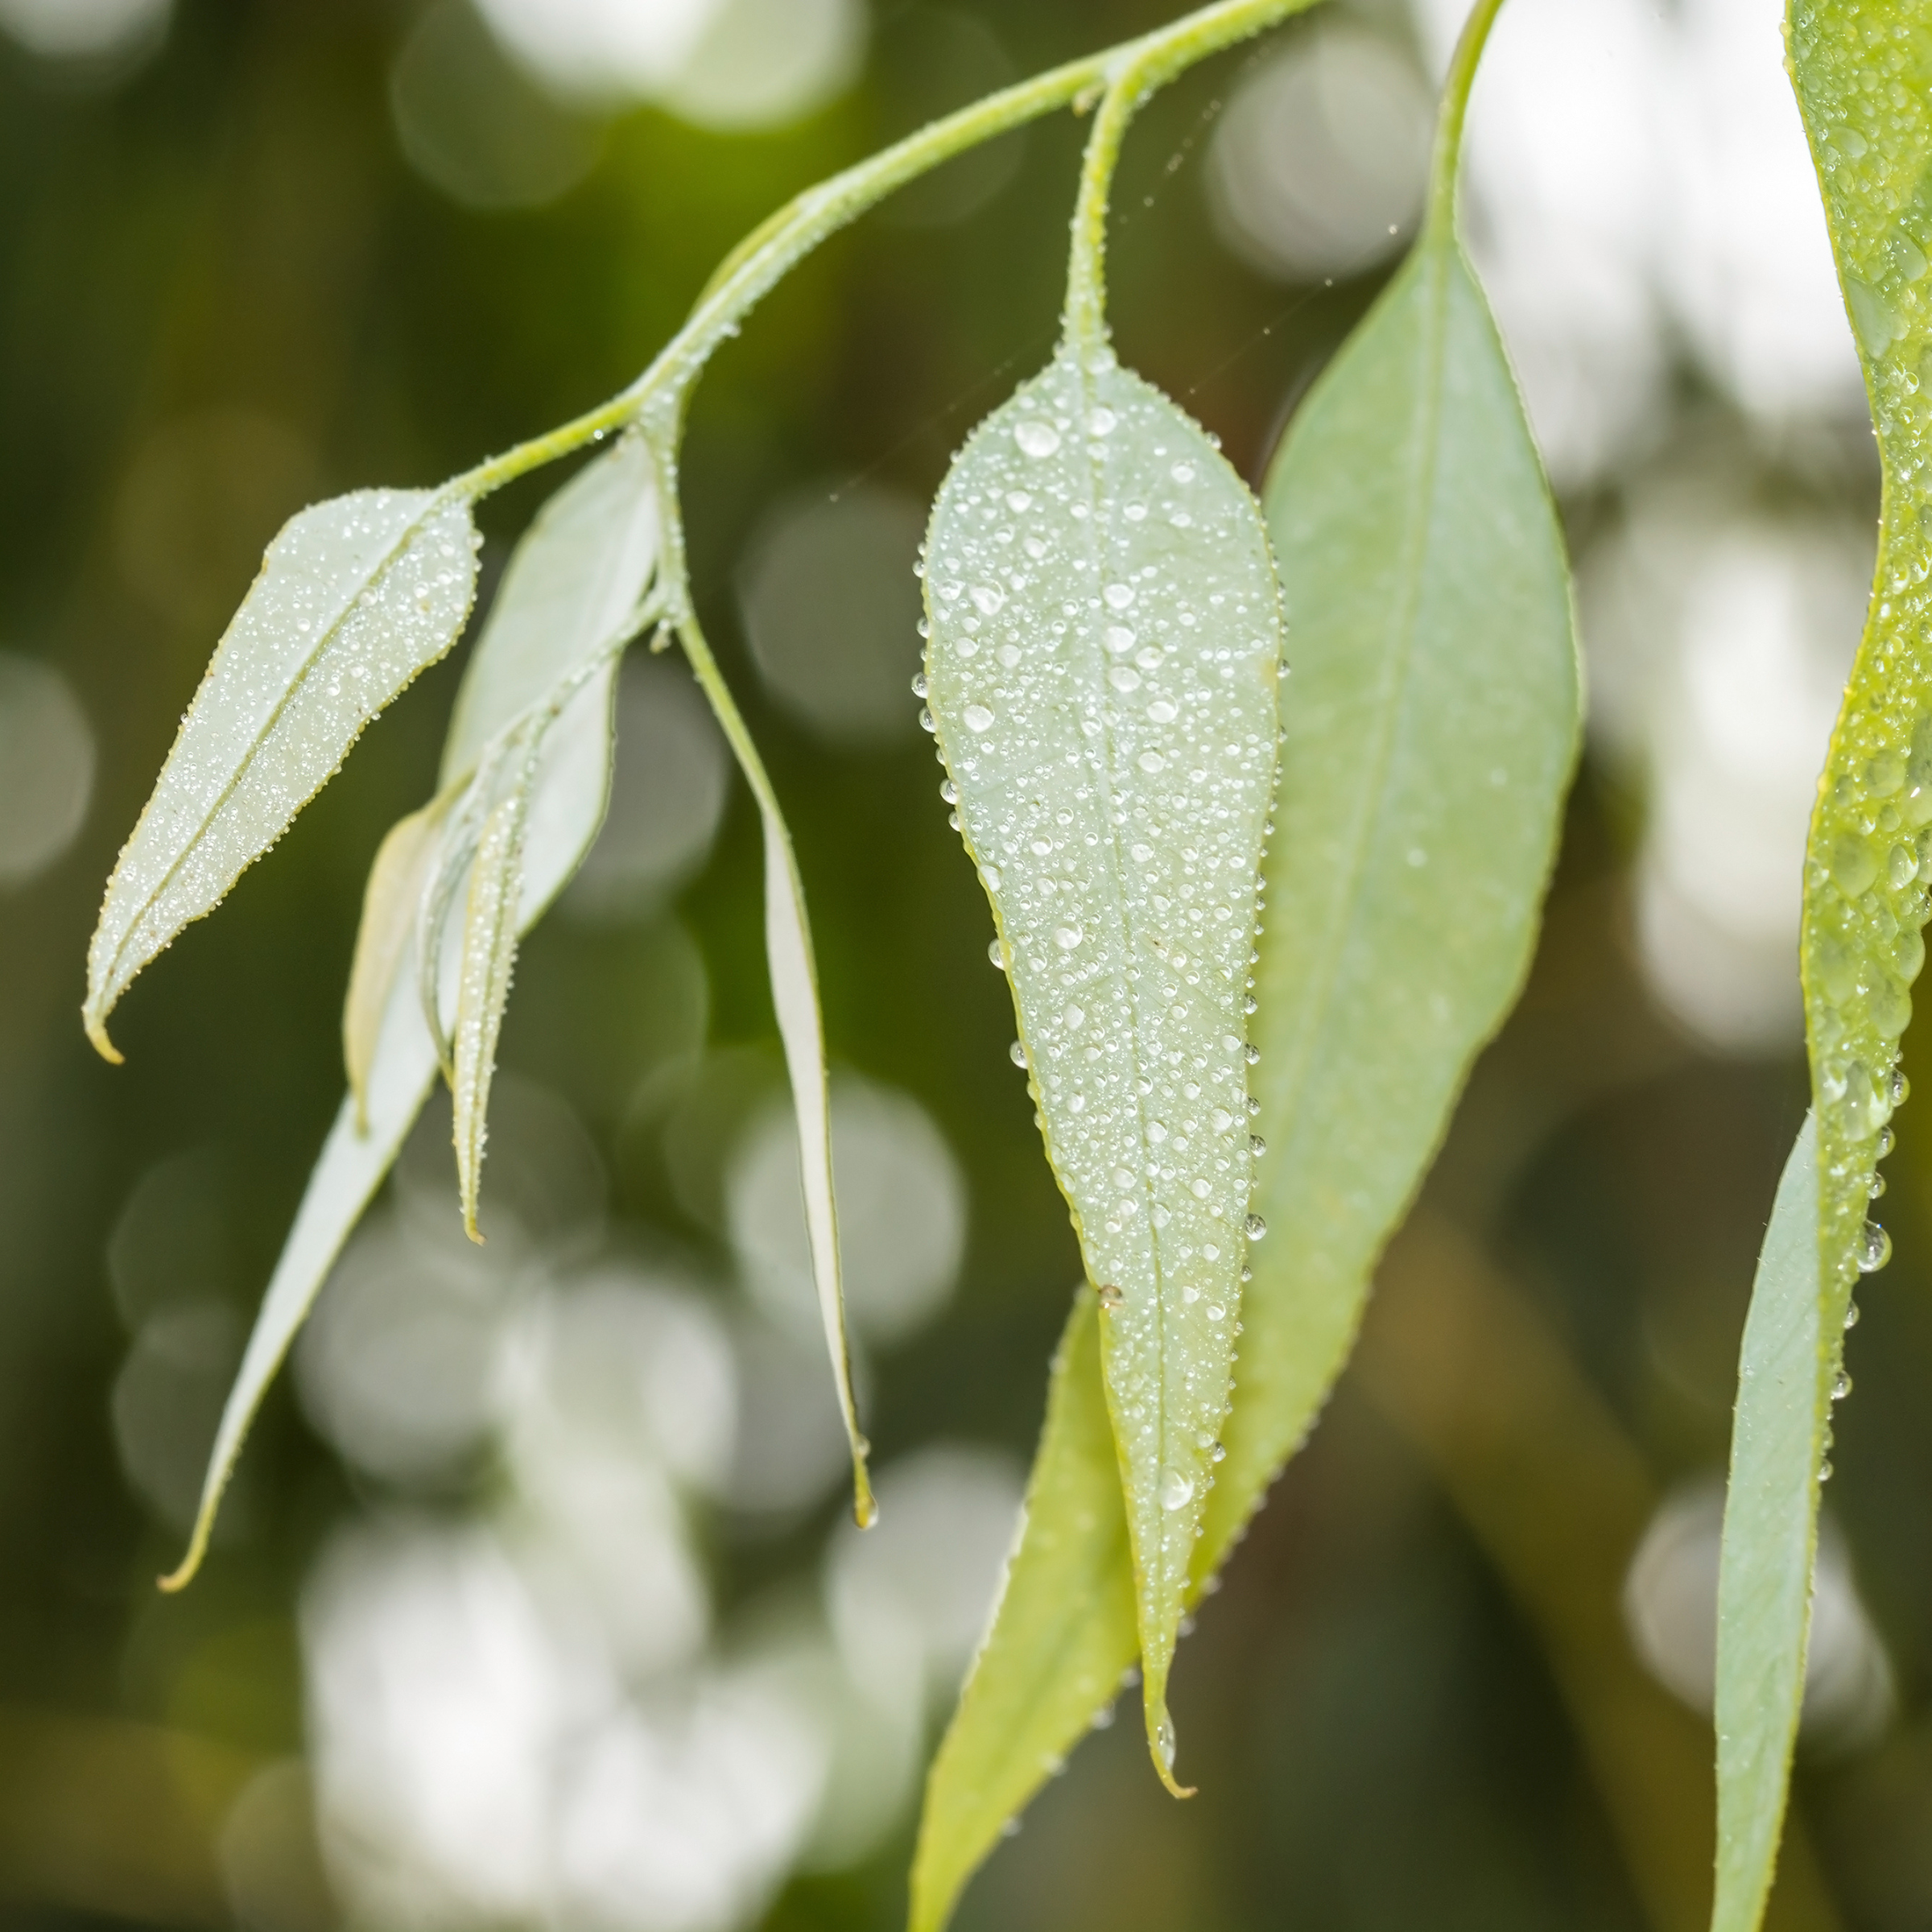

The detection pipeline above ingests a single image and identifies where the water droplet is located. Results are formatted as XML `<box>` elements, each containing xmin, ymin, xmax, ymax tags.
<box><xmin>1054</xmin><ymin>923</ymin><xmax>1084</xmax><ymax>951</ymax></box>
<box><xmin>1250</xmin><ymin>1132</ymin><xmax>1266</xmax><ymax>1156</ymax></box>
<box><xmin>988</xmin><ymin>939</ymin><xmax>1003</xmax><ymax>966</ymax></box>
<box><xmin>1014</xmin><ymin>420</ymin><xmax>1061</xmax><ymax>458</ymax></box>
<box><xmin>964</xmin><ymin>704</ymin><xmax>995</xmax><ymax>733</ymax></box>
<box><xmin>1845</xmin><ymin>1299</ymin><xmax>1861</xmax><ymax>1330</ymax></box>
<box><xmin>1005</xmin><ymin>490</ymin><xmax>1032</xmax><ymax>511</ymax></box>
<box><xmin>1209</xmin><ymin>1107</ymin><xmax>1234</xmax><ymax>1133</ymax></box>
<box><xmin>1245</xmin><ymin>1044</ymin><xmax>1261</xmax><ymax>1066</ymax></box>
<box><xmin>919</xmin><ymin>708</ymin><xmax>937</xmax><ymax>733</ymax></box>
<box><xmin>1105</xmin><ymin>625</ymin><xmax>1137</xmax><ymax>654</ymax></box>
<box><xmin>1159</xmin><ymin>1470</ymin><xmax>1195</xmax><ymax>1511</ymax></box>
<box><xmin>1170</xmin><ymin>461</ymin><xmax>1195</xmax><ymax>484</ymax></box>
<box><xmin>1211</xmin><ymin>1443</ymin><xmax>1227</xmax><ymax>1463</ymax></box>
<box><xmin>1857</xmin><ymin>1220</ymin><xmax>1892</xmax><ymax>1272</ymax></box>
<box><xmin>1831</xmin><ymin>835</ymin><xmax>1879</xmax><ymax>896</ymax></box>
<box><xmin>1870</xmin><ymin>1171</ymin><xmax>1887</xmax><ymax>1199</ymax></box>
<box><xmin>1009</xmin><ymin>1039</ymin><xmax>1029</xmax><ymax>1067</ymax></box>
<box><xmin>1818</xmin><ymin>1458</ymin><xmax>1835</xmax><ymax>1484</ymax></box>
<box><xmin>1087</xmin><ymin>407</ymin><xmax>1117</xmax><ymax>437</ymax></box>
<box><xmin>1245</xmin><ymin>1213</ymin><xmax>1268</xmax><ymax>1240</ymax></box>
<box><xmin>910</xmin><ymin>673</ymin><xmax>928</xmax><ymax>698</ymax></box>
<box><xmin>1189</xmin><ymin>1177</ymin><xmax>1212</xmax><ymax>1199</ymax></box>
<box><xmin>1831</xmin><ymin>1369</ymin><xmax>1853</xmax><ymax>1402</ymax></box>
<box><xmin>1096</xmin><ymin>1282</ymin><xmax>1123</xmax><ymax>1311</ymax></box>
<box><xmin>970</xmin><ymin>584</ymin><xmax>1005</xmax><ymax>616</ymax></box>
<box><xmin>1130</xmin><ymin>841</ymin><xmax>1154</xmax><ymax>863</ymax></box>
<box><xmin>940</xmin><ymin>778</ymin><xmax>958</xmax><ymax>803</ymax></box>
<box><xmin>1110</xmin><ymin>666</ymin><xmax>1142</xmax><ymax>691</ymax></box>
<box><xmin>1889</xmin><ymin>843</ymin><xmax>1919</xmax><ymax>890</ymax></box>
<box><xmin>1147</xmin><ymin>700</ymin><xmax>1178</xmax><ymax>724</ymax></box>
<box><xmin>1104</xmin><ymin>583</ymin><xmax>1136</xmax><ymax>610</ymax></box>
<box><xmin>1138</xmin><ymin>751</ymin><xmax>1165</xmax><ymax>773</ymax></box>
<box><xmin>980</xmin><ymin>865</ymin><xmax>1001</xmax><ymax>888</ymax></box>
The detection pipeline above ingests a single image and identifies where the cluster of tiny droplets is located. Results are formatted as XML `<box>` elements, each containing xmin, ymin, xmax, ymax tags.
<box><xmin>1791</xmin><ymin>2</ymin><xmax>1932</xmax><ymax>1472</ymax></box>
<box><xmin>920</xmin><ymin>342</ymin><xmax>1282</xmax><ymax>1659</ymax></box>
<box><xmin>91</xmin><ymin>489</ymin><xmax>479</xmax><ymax>1016</ymax></box>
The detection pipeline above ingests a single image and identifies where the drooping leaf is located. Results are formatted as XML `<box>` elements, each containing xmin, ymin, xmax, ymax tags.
<box><xmin>910</xmin><ymin>70</ymin><xmax>1578</xmax><ymax>1931</ymax></box>
<box><xmin>1709</xmin><ymin>9</ymin><xmax>1932</xmax><ymax>1926</ymax></box>
<box><xmin>924</xmin><ymin>346</ymin><xmax>1282</xmax><ymax>1787</ymax></box>
<box><xmin>452</xmin><ymin>735</ymin><xmax>538</xmax><ymax>1240</ymax></box>
<box><xmin>85</xmin><ymin>489</ymin><xmax>479</xmax><ymax>1059</ymax></box>
<box><xmin>909</xmin><ymin>1290</ymin><xmax>1131</xmax><ymax>1932</ymax></box>
<box><xmin>160</xmin><ymin>646</ymin><xmax>621</xmax><ymax>1591</ymax></box>
<box><xmin>755</xmin><ymin>778</ymin><xmax>877</xmax><ymax>1529</ymax></box>
<box><xmin>1713</xmin><ymin>1116</ymin><xmax>1823</xmax><ymax>1932</ymax></box>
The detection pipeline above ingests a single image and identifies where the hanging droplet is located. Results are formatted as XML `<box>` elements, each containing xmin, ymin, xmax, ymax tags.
<box><xmin>1831</xmin><ymin>1368</ymin><xmax>1853</xmax><ymax>1402</ymax></box>
<box><xmin>1857</xmin><ymin>1219</ymin><xmax>1892</xmax><ymax>1272</ymax></box>
<box><xmin>919</xmin><ymin>708</ymin><xmax>937</xmax><ymax>733</ymax></box>
<box><xmin>910</xmin><ymin>672</ymin><xmax>928</xmax><ymax>699</ymax></box>
<box><xmin>1245</xmin><ymin>1213</ymin><xmax>1268</xmax><ymax>1240</ymax></box>
<box><xmin>1009</xmin><ymin>1039</ymin><xmax>1029</xmax><ymax>1067</ymax></box>
<box><xmin>939</xmin><ymin>778</ymin><xmax>958</xmax><ymax>803</ymax></box>
<box><xmin>988</xmin><ymin>939</ymin><xmax>1003</xmax><ymax>967</ymax></box>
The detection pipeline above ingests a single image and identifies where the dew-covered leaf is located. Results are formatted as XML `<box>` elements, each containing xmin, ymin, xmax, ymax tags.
<box><xmin>1712</xmin><ymin>1115</ymin><xmax>1822</xmax><ymax>1932</ymax></box>
<box><xmin>1710</xmin><ymin>10</ymin><xmax>1932</xmax><ymax>1926</ymax></box>
<box><xmin>85</xmin><ymin>488</ymin><xmax>479</xmax><ymax>1059</ymax></box>
<box><xmin>440</xmin><ymin>434</ymin><xmax>658</xmax><ymax>784</ymax></box>
<box><xmin>451</xmin><ymin>737</ymin><xmax>537</xmax><ymax>1240</ymax></box>
<box><xmin>923</xmin><ymin>348</ymin><xmax>1282</xmax><ymax>1786</ymax></box>
<box><xmin>908</xmin><ymin>1290</ymin><xmax>1131</xmax><ymax>1932</ymax></box>
<box><xmin>910</xmin><ymin>150</ymin><xmax>1577</xmax><ymax>1932</ymax></box>
<box><xmin>161</xmin><ymin>660</ymin><xmax>618</xmax><ymax>1590</ymax></box>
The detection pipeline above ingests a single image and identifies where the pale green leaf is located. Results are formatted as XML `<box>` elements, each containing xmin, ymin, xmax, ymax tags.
<box><xmin>440</xmin><ymin>433</ymin><xmax>658</xmax><ymax>785</ymax></box>
<box><xmin>1712</xmin><ymin>1115</ymin><xmax>1823</xmax><ymax>1932</ymax></box>
<box><xmin>452</xmin><ymin>736</ymin><xmax>538</xmax><ymax>1241</ymax></box>
<box><xmin>924</xmin><ymin>347</ymin><xmax>1282</xmax><ymax>1787</ymax></box>
<box><xmin>909</xmin><ymin>168</ymin><xmax>1578</xmax><ymax>1932</ymax></box>
<box><xmin>758</xmin><ymin>787</ymin><xmax>877</xmax><ymax>1529</ymax></box>
<box><xmin>85</xmin><ymin>488</ymin><xmax>479</xmax><ymax>1059</ymax></box>
<box><xmin>161</xmin><ymin>655</ymin><xmax>619</xmax><ymax>1591</ymax></box>
<box><xmin>1708</xmin><ymin>10</ymin><xmax>1932</xmax><ymax>1925</ymax></box>
<box><xmin>909</xmin><ymin>1290</ymin><xmax>1131</xmax><ymax>1932</ymax></box>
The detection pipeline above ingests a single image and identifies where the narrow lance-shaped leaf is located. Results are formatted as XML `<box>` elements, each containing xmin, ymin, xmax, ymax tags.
<box><xmin>910</xmin><ymin>13</ymin><xmax>1579</xmax><ymax>1918</ymax></box>
<box><xmin>85</xmin><ymin>488</ymin><xmax>479</xmax><ymax>1059</ymax></box>
<box><xmin>451</xmin><ymin>733</ymin><xmax>539</xmax><ymax>1240</ymax></box>
<box><xmin>924</xmin><ymin>349</ymin><xmax>1283</xmax><ymax>1790</ymax></box>
<box><xmin>1711</xmin><ymin>9</ymin><xmax>1932</xmax><ymax>1926</ymax></box>
<box><xmin>1713</xmin><ymin>1116</ymin><xmax>1823</xmax><ymax>1932</ymax></box>
<box><xmin>163</xmin><ymin>441</ymin><xmax>658</xmax><ymax>1588</ymax></box>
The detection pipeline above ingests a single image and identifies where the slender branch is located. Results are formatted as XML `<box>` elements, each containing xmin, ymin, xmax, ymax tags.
<box><xmin>450</xmin><ymin>0</ymin><xmax>1317</xmax><ymax>506</ymax></box>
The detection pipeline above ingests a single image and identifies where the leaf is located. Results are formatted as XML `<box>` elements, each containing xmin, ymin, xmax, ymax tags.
<box><xmin>160</xmin><ymin>650</ymin><xmax>621</xmax><ymax>1591</ymax></box>
<box><xmin>910</xmin><ymin>139</ymin><xmax>1578</xmax><ymax>1932</ymax></box>
<box><xmin>344</xmin><ymin>794</ymin><xmax>453</xmax><ymax>1126</ymax></box>
<box><xmin>909</xmin><ymin>1290</ymin><xmax>1132</xmax><ymax>1932</ymax></box>
<box><xmin>1707</xmin><ymin>10</ymin><xmax>1932</xmax><ymax>1925</ymax></box>
<box><xmin>923</xmin><ymin>345</ymin><xmax>1283</xmax><ymax>1788</ymax></box>
<box><xmin>85</xmin><ymin>488</ymin><xmax>479</xmax><ymax>1059</ymax></box>
<box><xmin>452</xmin><ymin>734</ymin><xmax>538</xmax><ymax>1240</ymax></box>
<box><xmin>758</xmin><ymin>785</ymin><xmax>877</xmax><ymax>1530</ymax></box>
<box><xmin>1712</xmin><ymin>1116</ymin><xmax>1823</xmax><ymax>1932</ymax></box>
<box><xmin>440</xmin><ymin>433</ymin><xmax>658</xmax><ymax>785</ymax></box>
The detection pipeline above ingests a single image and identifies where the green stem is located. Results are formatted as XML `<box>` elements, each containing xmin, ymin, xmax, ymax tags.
<box><xmin>452</xmin><ymin>0</ymin><xmax>1317</xmax><ymax>506</ymax></box>
<box><xmin>1427</xmin><ymin>0</ymin><xmax>1509</xmax><ymax>233</ymax></box>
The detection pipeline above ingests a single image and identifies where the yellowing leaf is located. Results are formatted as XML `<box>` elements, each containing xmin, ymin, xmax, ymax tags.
<box><xmin>1711</xmin><ymin>7</ymin><xmax>1932</xmax><ymax>1926</ymax></box>
<box><xmin>924</xmin><ymin>347</ymin><xmax>1283</xmax><ymax>1789</ymax></box>
<box><xmin>344</xmin><ymin>794</ymin><xmax>454</xmax><ymax>1126</ymax></box>
<box><xmin>85</xmin><ymin>489</ymin><xmax>479</xmax><ymax>1059</ymax></box>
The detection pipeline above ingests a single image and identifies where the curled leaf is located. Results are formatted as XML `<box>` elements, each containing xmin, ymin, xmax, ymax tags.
<box><xmin>924</xmin><ymin>345</ymin><xmax>1282</xmax><ymax>1788</ymax></box>
<box><xmin>85</xmin><ymin>488</ymin><xmax>479</xmax><ymax>1058</ymax></box>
